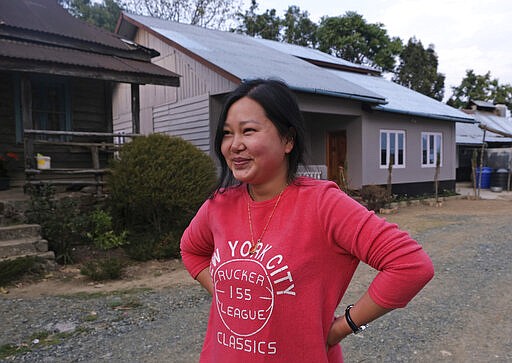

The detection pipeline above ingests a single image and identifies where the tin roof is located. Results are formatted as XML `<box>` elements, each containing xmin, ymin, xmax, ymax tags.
<box><xmin>329</xmin><ymin>70</ymin><xmax>474</xmax><ymax>123</ymax></box>
<box><xmin>120</xmin><ymin>14</ymin><xmax>386</xmax><ymax>104</ymax></box>
<box><xmin>0</xmin><ymin>0</ymin><xmax>180</xmax><ymax>86</ymax></box>
<box><xmin>456</xmin><ymin>111</ymin><xmax>512</xmax><ymax>145</ymax></box>
<box><xmin>120</xmin><ymin>13</ymin><xmax>474</xmax><ymax>122</ymax></box>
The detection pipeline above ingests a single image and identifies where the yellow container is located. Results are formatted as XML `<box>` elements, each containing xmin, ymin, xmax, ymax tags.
<box><xmin>36</xmin><ymin>156</ymin><xmax>51</xmax><ymax>170</ymax></box>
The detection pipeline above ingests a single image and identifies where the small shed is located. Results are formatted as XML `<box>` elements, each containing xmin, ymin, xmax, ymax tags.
<box><xmin>456</xmin><ymin>101</ymin><xmax>512</xmax><ymax>181</ymax></box>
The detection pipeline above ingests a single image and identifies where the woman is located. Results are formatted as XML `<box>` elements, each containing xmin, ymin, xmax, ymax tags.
<box><xmin>180</xmin><ymin>79</ymin><xmax>434</xmax><ymax>362</ymax></box>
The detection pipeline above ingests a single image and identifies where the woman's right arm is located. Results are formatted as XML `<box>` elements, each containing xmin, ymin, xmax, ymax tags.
<box><xmin>195</xmin><ymin>267</ymin><xmax>214</xmax><ymax>296</ymax></box>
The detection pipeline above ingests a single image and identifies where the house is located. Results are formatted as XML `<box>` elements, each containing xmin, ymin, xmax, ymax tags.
<box><xmin>456</xmin><ymin>100</ymin><xmax>512</xmax><ymax>182</ymax></box>
<box><xmin>0</xmin><ymin>0</ymin><xmax>180</xmax><ymax>190</ymax></box>
<box><xmin>115</xmin><ymin>13</ymin><xmax>474</xmax><ymax>196</ymax></box>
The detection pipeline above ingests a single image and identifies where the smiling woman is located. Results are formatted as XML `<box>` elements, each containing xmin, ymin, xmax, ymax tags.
<box><xmin>180</xmin><ymin>79</ymin><xmax>434</xmax><ymax>363</ymax></box>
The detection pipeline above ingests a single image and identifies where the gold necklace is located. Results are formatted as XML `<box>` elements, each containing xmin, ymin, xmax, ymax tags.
<box><xmin>247</xmin><ymin>187</ymin><xmax>285</xmax><ymax>255</ymax></box>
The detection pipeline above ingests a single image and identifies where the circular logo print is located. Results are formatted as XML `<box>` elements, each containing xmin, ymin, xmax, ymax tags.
<box><xmin>214</xmin><ymin>259</ymin><xmax>274</xmax><ymax>337</ymax></box>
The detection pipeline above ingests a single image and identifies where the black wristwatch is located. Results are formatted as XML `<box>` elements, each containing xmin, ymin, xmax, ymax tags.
<box><xmin>345</xmin><ymin>304</ymin><xmax>368</xmax><ymax>334</ymax></box>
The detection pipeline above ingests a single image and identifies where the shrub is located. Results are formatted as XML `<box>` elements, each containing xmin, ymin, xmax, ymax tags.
<box><xmin>361</xmin><ymin>185</ymin><xmax>390</xmax><ymax>212</ymax></box>
<box><xmin>0</xmin><ymin>256</ymin><xmax>44</xmax><ymax>286</ymax></box>
<box><xmin>86</xmin><ymin>209</ymin><xmax>127</xmax><ymax>251</ymax></box>
<box><xmin>80</xmin><ymin>257</ymin><xmax>124</xmax><ymax>281</ymax></box>
<box><xmin>25</xmin><ymin>185</ymin><xmax>88</xmax><ymax>264</ymax></box>
<box><xmin>107</xmin><ymin>134</ymin><xmax>217</xmax><ymax>260</ymax></box>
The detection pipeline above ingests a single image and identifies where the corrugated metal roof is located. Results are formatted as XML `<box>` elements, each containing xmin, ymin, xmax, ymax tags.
<box><xmin>0</xmin><ymin>38</ymin><xmax>178</xmax><ymax>81</ymax></box>
<box><xmin>0</xmin><ymin>0</ymin><xmax>130</xmax><ymax>51</ymax></box>
<box><xmin>456</xmin><ymin>111</ymin><xmax>512</xmax><ymax>144</ymax></box>
<box><xmin>125</xmin><ymin>14</ymin><xmax>386</xmax><ymax>104</ymax></box>
<box><xmin>470</xmin><ymin>100</ymin><xmax>495</xmax><ymax>108</ymax></box>
<box><xmin>0</xmin><ymin>0</ymin><xmax>180</xmax><ymax>86</ymax></box>
<box><xmin>252</xmin><ymin>38</ymin><xmax>378</xmax><ymax>73</ymax></box>
<box><xmin>124</xmin><ymin>13</ymin><xmax>474</xmax><ymax>122</ymax></box>
<box><xmin>328</xmin><ymin>70</ymin><xmax>474</xmax><ymax>122</ymax></box>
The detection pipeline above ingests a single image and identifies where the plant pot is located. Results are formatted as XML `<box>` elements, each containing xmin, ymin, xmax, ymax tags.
<box><xmin>0</xmin><ymin>176</ymin><xmax>10</xmax><ymax>190</ymax></box>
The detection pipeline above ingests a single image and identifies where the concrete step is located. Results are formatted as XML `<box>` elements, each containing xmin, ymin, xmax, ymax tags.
<box><xmin>0</xmin><ymin>237</ymin><xmax>49</xmax><ymax>259</ymax></box>
<box><xmin>0</xmin><ymin>224</ymin><xmax>41</xmax><ymax>241</ymax></box>
<box><xmin>1</xmin><ymin>250</ymin><xmax>55</xmax><ymax>262</ymax></box>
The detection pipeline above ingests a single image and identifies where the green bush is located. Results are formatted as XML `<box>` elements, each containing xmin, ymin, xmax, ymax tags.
<box><xmin>80</xmin><ymin>257</ymin><xmax>124</xmax><ymax>281</ymax></box>
<box><xmin>107</xmin><ymin>133</ymin><xmax>217</xmax><ymax>260</ymax></box>
<box><xmin>86</xmin><ymin>209</ymin><xmax>127</xmax><ymax>251</ymax></box>
<box><xmin>25</xmin><ymin>185</ymin><xmax>88</xmax><ymax>264</ymax></box>
<box><xmin>361</xmin><ymin>184</ymin><xmax>390</xmax><ymax>212</ymax></box>
<box><xmin>0</xmin><ymin>256</ymin><xmax>44</xmax><ymax>286</ymax></box>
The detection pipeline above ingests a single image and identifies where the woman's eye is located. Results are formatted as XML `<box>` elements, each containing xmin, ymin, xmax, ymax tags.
<box><xmin>223</xmin><ymin>129</ymin><xmax>232</xmax><ymax>136</ymax></box>
<box><xmin>243</xmin><ymin>128</ymin><xmax>256</xmax><ymax>134</ymax></box>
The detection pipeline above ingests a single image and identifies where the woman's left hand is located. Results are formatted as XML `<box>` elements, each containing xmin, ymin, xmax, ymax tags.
<box><xmin>326</xmin><ymin>316</ymin><xmax>351</xmax><ymax>347</ymax></box>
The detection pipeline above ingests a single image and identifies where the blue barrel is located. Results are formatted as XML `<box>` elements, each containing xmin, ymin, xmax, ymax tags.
<box><xmin>475</xmin><ymin>167</ymin><xmax>492</xmax><ymax>188</ymax></box>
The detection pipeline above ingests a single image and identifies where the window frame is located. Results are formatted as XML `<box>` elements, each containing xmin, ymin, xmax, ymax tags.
<box><xmin>379</xmin><ymin>129</ymin><xmax>406</xmax><ymax>169</ymax></box>
<box><xmin>421</xmin><ymin>132</ymin><xmax>443</xmax><ymax>167</ymax></box>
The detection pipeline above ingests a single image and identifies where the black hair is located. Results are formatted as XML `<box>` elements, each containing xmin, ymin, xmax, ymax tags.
<box><xmin>213</xmin><ymin>78</ymin><xmax>307</xmax><ymax>194</ymax></box>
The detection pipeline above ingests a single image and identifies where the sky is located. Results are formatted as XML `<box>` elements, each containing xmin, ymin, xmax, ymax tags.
<box><xmin>245</xmin><ymin>0</ymin><xmax>512</xmax><ymax>99</ymax></box>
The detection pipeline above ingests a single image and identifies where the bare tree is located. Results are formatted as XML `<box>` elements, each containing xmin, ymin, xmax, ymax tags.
<box><xmin>121</xmin><ymin>0</ymin><xmax>242</xmax><ymax>28</ymax></box>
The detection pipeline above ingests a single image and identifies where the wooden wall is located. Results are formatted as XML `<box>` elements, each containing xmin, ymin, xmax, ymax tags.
<box><xmin>1</xmin><ymin>72</ymin><xmax>114</xmax><ymax>186</ymax></box>
<box><xmin>112</xmin><ymin>26</ymin><xmax>236</xmax><ymax>136</ymax></box>
<box><xmin>0</xmin><ymin>72</ymin><xmax>24</xmax><ymax>184</ymax></box>
<box><xmin>153</xmin><ymin>94</ymin><xmax>210</xmax><ymax>153</ymax></box>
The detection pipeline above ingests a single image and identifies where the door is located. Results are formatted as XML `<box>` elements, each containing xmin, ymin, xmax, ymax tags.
<box><xmin>327</xmin><ymin>130</ymin><xmax>347</xmax><ymax>184</ymax></box>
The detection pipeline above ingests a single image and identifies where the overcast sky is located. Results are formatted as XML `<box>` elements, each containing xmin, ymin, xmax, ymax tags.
<box><xmin>247</xmin><ymin>0</ymin><xmax>512</xmax><ymax>99</ymax></box>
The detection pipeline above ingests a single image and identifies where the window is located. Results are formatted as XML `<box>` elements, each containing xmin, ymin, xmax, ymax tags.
<box><xmin>421</xmin><ymin>132</ymin><xmax>442</xmax><ymax>167</ymax></box>
<box><xmin>31</xmin><ymin>78</ymin><xmax>70</xmax><ymax>133</ymax></box>
<box><xmin>380</xmin><ymin>130</ymin><xmax>405</xmax><ymax>168</ymax></box>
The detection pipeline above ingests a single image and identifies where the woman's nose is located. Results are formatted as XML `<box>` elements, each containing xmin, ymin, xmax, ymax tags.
<box><xmin>230</xmin><ymin>134</ymin><xmax>245</xmax><ymax>152</ymax></box>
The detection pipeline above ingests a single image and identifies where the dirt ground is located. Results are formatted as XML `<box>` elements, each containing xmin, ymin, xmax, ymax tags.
<box><xmin>3</xmin><ymin>195</ymin><xmax>509</xmax><ymax>299</ymax></box>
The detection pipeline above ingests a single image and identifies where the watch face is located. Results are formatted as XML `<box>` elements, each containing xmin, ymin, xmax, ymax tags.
<box><xmin>354</xmin><ymin>324</ymin><xmax>368</xmax><ymax>334</ymax></box>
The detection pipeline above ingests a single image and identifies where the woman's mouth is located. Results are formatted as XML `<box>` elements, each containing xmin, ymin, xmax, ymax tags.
<box><xmin>231</xmin><ymin>157</ymin><xmax>251</xmax><ymax>168</ymax></box>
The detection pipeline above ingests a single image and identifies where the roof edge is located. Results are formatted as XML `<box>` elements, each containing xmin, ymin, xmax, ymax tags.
<box><xmin>373</xmin><ymin>105</ymin><xmax>476</xmax><ymax>123</ymax></box>
<box><xmin>118</xmin><ymin>13</ymin><xmax>241</xmax><ymax>85</ymax></box>
<box><xmin>287</xmin><ymin>85</ymin><xmax>387</xmax><ymax>105</ymax></box>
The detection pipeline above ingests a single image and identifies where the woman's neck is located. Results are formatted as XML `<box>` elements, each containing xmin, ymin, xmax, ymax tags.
<box><xmin>248</xmin><ymin>181</ymin><xmax>288</xmax><ymax>202</ymax></box>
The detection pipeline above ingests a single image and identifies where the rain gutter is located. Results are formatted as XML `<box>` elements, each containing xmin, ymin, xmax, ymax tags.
<box><xmin>287</xmin><ymin>85</ymin><xmax>387</xmax><ymax>105</ymax></box>
<box><xmin>372</xmin><ymin>105</ymin><xmax>476</xmax><ymax>123</ymax></box>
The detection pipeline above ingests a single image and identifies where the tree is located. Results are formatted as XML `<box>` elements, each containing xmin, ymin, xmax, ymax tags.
<box><xmin>281</xmin><ymin>6</ymin><xmax>317</xmax><ymax>47</ymax></box>
<box><xmin>393</xmin><ymin>37</ymin><xmax>445</xmax><ymax>101</ymax></box>
<box><xmin>121</xmin><ymin>0</ymin><xmax>242</xmax><ymax>29</ymax></box>
<box><xmin>59</xmin><ymin>0</ymin><xmax>122</xmax><ymax>32</ymax></box>
<box><xmin>447</xmin><ymin>70</ymin><xmax>512</xmax><ymax>111</ymax></box>
<box><xmin>316</xmin><ymin>11</ymin><xmax>402</xmax><ymax>72</ymax></box>
<box><xmin>233</xmin><ymin>0</ymin><xmax>281</xmax><ymax>40</ymax></box>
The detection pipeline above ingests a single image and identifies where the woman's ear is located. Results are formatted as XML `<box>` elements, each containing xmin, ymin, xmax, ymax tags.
<box><xmin>284</xmin><ymin>128</ymin><xmax>296</xmax><ymax>154</ymax></box>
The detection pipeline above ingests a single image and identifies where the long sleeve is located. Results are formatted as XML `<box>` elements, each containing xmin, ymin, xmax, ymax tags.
<box><xmin>320</xmin><ymin>183</ymin><xmax>434</xmax><ymax>308</ymax></box>
<box><xmin>180</xmin><ymin>200</ymin><xmax>214</xmax><ymax>279</ymax></box>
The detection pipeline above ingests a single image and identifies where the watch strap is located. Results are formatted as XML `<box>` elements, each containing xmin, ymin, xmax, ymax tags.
<box><xmin>345</xmin><ymin>304</ymin><xmax>368</xmax><ymax>334</ymax></box>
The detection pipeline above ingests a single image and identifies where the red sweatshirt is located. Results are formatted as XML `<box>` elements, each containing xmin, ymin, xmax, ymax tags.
<box><xmin>180</xmin><ymin>177</ymin><xmax>434</xmax><ymax>362</ymax></box>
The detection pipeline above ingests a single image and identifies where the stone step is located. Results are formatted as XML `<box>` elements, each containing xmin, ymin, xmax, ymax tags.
<box><xmin>1</xmin><ymin>250</ymin><xmax>55</xmax><ymax>262</ymax></box>
<box><xmin>0</xmin><ymin>224</ymin><xmax>41</xmax><ymax>241</ymax></box>
<box><xmin>0</xmin><ymin>237</ymin><xmax>49</xmax><ymax>259</ymax></box>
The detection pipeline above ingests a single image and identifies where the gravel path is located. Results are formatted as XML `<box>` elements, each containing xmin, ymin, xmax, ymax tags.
<box><xmin>1</xmin><ymin>198</ymin><xmax>511</xmax><ymax>362</ymax></box>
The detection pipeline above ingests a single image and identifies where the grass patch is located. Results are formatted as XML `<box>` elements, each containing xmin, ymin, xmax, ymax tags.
<box><xmin>0</xmin><ymin>256</ymin><xmax>45</xmax><ymax>286</ymax></box>
<box><xmin>109</xmin><ymin>295</ymin><xmax>142</xmax><ymax>310</ymax></box>
<box><xmin>0</xmin><ymin>328</ymin><xmax>79</xmax><ymax>359</ymax></box>
<box><xmin>80</xmin><ymin>257</ymin><xmax>124</xmax><ymax>281</ymax></box>
<box><xmin>0</xmin><ymin>344</ymin><xmax>30</xmax><ymax>359</ymax></box>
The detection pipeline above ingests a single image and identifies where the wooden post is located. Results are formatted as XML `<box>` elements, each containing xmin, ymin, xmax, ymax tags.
<box><xmin>90</xmin><ymin>146</ymin><xmax>100</xmax><ymax>169</ymax></box>
<box><xmin>20</xmin><ymin>76</ymin><xmax>34</xmax><ymax>169</ymax></box>
<box><xmin>477</xmin><ymin>129</ymin><xmax>487</xmax><ymax>199</ymax></box>
<box><xmin>131</xmin><ymin>83</ymin><xmax>140</xmax><ymax>134</ymax></box>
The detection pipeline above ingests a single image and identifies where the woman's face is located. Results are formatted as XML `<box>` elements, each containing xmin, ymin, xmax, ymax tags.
<box><xmin>221</xmin><ymin>97</ymin><xmax>294</xmax><ymax>188</ymax></box>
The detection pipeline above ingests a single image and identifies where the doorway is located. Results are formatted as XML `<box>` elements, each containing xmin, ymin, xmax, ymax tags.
<box><xmin>327</xmin><ymin>130</ymin><xmax>347</xmax><ymax>183</ymax></box>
